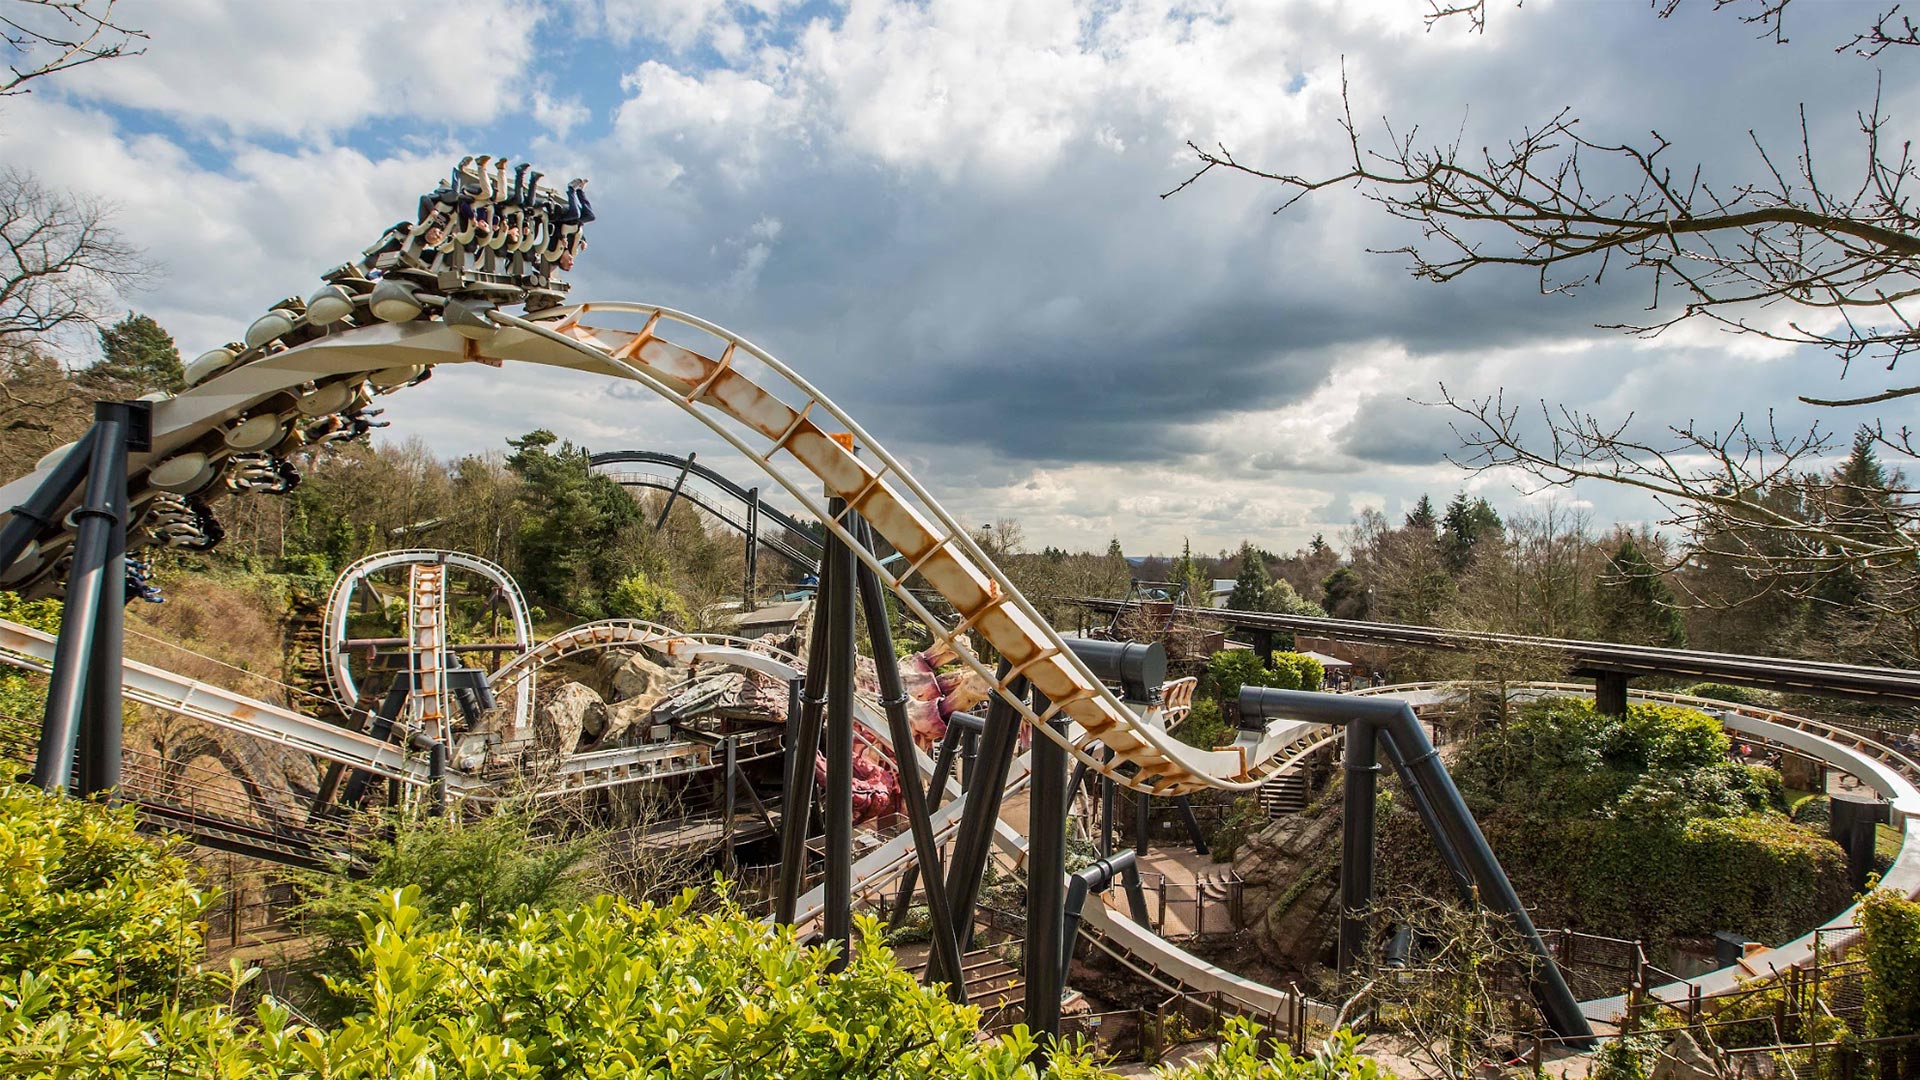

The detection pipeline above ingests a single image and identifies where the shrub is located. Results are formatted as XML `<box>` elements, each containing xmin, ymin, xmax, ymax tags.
<box><xmin>1680</xmin><ymin>682</ymin><xmax>1774</xmax><ymax>707</ymax></box>
<box><xmin>1166</xmin><ymin>1018</ymin><xmax>1384</xmax><ymax>1079</ymax></box>
<box><xmin>1175</xmin><ymin>697</ymin><xmax>1232</xmax><ymax>750</ymax></box>
<box><xmin>1859</xmin><ymin>888</ymin><xmax>1920</xmax><ymax>1041</ymax></box>
<box><xmin>606</xmin><ymin>570</ymin><xmax>693</xmax><ymax>625</ymax></box>
<box><xmin>292</xmin><ymin>807</ymin><xmax>593</xmax><ymax>1017</ymax></box>
<box><xmin>0</xmin><ymin>783</ymin><xmax>209</xmax><ymax>1016</ymax></box>
<box><xmin>1271</xmin><ymin>651</ymin><xmax>1324</xmax><ymax>691</ymax></box>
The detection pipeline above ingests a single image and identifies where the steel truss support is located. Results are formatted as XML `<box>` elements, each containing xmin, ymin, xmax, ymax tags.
<box><xmin>1243</xmin><ymin>690</ymin><xmax>1594</xmax><ymax>1046</ymax></box>
<box><xmin>849</xmin><ymin>515</ymin><xmax>967</xmax><ymax>999</ymax></box>
<box><xmin>1025</xmin><ymin>688</ymin><xmax>1069</xmax><ymax>1061</ymax></box>
<box><xmin>774</xmin><ymin>531</ymin><xmax>836</xmax><ymax>924</ymax></box>
<box><xmin>944</xmin><ymin>662</ymin><xmax>1025</xmax><ymax>954</ymax></box>
<box><xmin>25</xmin><ymin>403</ymin><xmax>148</xmax><ymax>796</ymax></box>
<box><xmin>887</xmin><ymin>712</ymin><xmax>978</xmax><ymax>931</ymax></box>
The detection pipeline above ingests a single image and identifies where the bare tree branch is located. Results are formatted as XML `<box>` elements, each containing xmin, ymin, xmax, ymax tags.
<box><xmin>0</xmin><ymin>0</ymin><xmax>146</xmax><ymax>96</ymax></box>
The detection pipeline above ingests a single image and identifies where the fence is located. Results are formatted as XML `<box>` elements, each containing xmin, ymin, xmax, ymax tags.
<box><xmin>199</xmin><ymin>855</ymin><xmax>303</xmax><ymax>953</ymax></box>
<box><xmin>1134</xmin><ymin>870</ymin><xmax>1246</xmax><ymax>939</ymax></box>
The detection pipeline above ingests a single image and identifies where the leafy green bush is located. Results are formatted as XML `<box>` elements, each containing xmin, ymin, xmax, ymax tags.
<box><xmin>293</xmin><ymin>807</ymin><xmax>593</xmax><ymax>1017</ymax></box>
<box><xmin>0</xmin><ymin>594</ymin><xmax>61</xmax><ymax>749</ymax></box>
<box><xmin>0</xmin><ymin>783</ymin><xmax>209</xmax><ymax>1016</ymax></box>
<box><xmin>1427</xmin><ymin>697</ymin><xmax>1849</xmax><ymax>945</ymax></box>
<box><xmin>1165</xmin><ymin>1018</ymin><xmax>1383</xmax><ymax>1078</ymax></box>
<box><xmin>1207</xmin><ymin>796</ymin><xmax>1265</xmax><ymax>863</ymax></box>
<box><xmin>1175</xmin><ymin>697</ymin><xmax>1232</xmax><ymax>750</ymax></box>
<box><xmin>1209</xmin><ymin>649</ymin><xmax>1270</xmax><ymax>700</ymax></box>
<box><xmin>1860</xmin><ymin>888</ymin><xmax>1920</xmax><ymax>1042</ymax></box>
<box><xmin>1271</xmin><ymin>652</ymin><xmax>1324</xmax><ymax>692</ymax></box>
<box><xmin>605</xmin><ymin>570</ymin><xmax>692</xmax><ymax>625</ymax></box>
<box><xmin>1208</xmin><ymin>649</ymin><xmax>1325</xmax><ymax>700</ymax></box>
<box><xmin>1680</xmin><ymin>683</ymin><xmax>1774</xmax><ymax>707</ymax></box>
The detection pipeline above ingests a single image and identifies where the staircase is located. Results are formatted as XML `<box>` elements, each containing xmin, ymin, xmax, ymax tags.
<box><xmin>1258</xmin><ymin>771</ymin><xmax>1311</xmax><ymax>818</ymax></box>
<box><xmin>904</xmin><ymin>948</ymin><xmax>1026</xmax><ymax>1029</ymax></box>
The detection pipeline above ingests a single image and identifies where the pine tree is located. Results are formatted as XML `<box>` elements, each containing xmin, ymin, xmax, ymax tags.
<box><xmin>1169</xmin><ymin>538</ymin><xmax>1209</xmax><ymax>607</ymax></box>
<box><xmin>1595</xmin><ymin>535</ymin><xmax>1687</xmax><ymax>647</ymax></box>
<box><xmin>92</xmin><ymin>312</ymin><xmax>183</xmax><ymax>394</ymax></box>
<box><xmin>1405</xmin><ymin>495</ymin><xmax>1438</xmax><ymax>531</ymax></box>
<box><xmin>1227</xmin><ymin>540</ymin><xmax>1274</xmax><ymax>611</ymax></box>
<box><xmin>1440</xmin><ymin>492</ymin><xmax>1503</xmax><ymax>572</ymax></box>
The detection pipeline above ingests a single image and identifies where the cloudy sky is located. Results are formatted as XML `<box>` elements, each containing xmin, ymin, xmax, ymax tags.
<box><xmin>2</xmin><ymin>0</ymin><xmax>1912</xmax><ymax>556</ymax></box>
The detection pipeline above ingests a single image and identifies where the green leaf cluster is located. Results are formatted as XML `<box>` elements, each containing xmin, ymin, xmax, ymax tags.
<box><xmin>0</xmin><ymin>784</ymin><xmax>209</xmax><ymax>1017</ymax></box>
<box><xmin>1206</xmin><ymin>650</ymin><xmax>1324</xmax><ymax>701</ymax></box>
<box><xmin>605</xmin><ymin>570</ymin><xmax>693</xmax><ymax>625</ymax></box>
<box><xmin>1421</xmin><ymin>698</ymin><xmax>1849</xmax><ymax>946</ymax></box>
<box><xmin>1159</xmin><ymin>1018</ymin><xmax>1383</xmax><ymax>1079</ymax></box>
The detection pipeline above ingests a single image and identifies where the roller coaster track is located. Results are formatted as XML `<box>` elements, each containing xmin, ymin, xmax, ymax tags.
<box><xmin>1070</xmin><ymin>597</ymin><xmax>1920</xmax><ymax>706</ymax></box>
<box><xmin>588</xmin><ymin>451</ymin><xmax>822</xmax><ymax>571</ymax></box>
<box><xmin>0</xmin><ymin>298</ymin><xmax>1315</xmax><ymax>795</ymax></box>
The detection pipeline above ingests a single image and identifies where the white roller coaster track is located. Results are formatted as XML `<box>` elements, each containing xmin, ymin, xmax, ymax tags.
<box><xmin>323</xmin><ymin>549</ymin><xmax>536</xmax><ymax>741</ymax></box>
<box><xmin>1</xmin><ymin>302</ymin><xmax>1321</xmax><ymax>794</ymax></box>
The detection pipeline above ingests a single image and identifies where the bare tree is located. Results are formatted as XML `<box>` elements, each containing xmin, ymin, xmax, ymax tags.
<box><xmin>1</xmin><ymin>0</ymin><xmax>145</xmax><ymax>96</ymax></box>
<box><xmin>0</xmin><ymin>168</ymin><xmax>144</xmax><ymax>346</ymax></box>
<box><xmin>1166</xmin><ymin>1</ymin><xmax>1920</xmax><ymax>659</ymax></box>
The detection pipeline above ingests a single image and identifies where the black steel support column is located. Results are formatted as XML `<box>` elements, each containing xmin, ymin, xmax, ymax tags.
<box><xmin>723</xmin><ymin>735</ymin><xmax>738</xmax><ymax>876</ymax></box>
<box><xmin>34</xmin><ymin>406</ymin><xmax>133</xmax><ymax>792</ymax></box>
<box><xmin>427</xmin><ymin>741</ymin><xmax>448</xmax><ymax>815</ymax></box>
<box><xmin>654</xmin><ymin>451</ymin><xmax>695</xmax><ymax>530</ymax></box>
<box><xmin>774</xmin><ymin>541</ymin><xmax>837</xmax><ymax>924</ymax></box>
<box><xmin>743</xmin><ymin>486</ymin><xmax>759</xmax><ymax>611</ymax></box>
<box><xmin>1250</xmin><ymin>627</ymin><xmax>1274</xmax><ymax>667</ymax></box>
<box><xmin>0</xmin><ymin>426</ymin><xmax>98</xmax><ymax>578</ymax></box>
<box><xmin>888</xmin><ymin>714</ymin><xmax>976</xmax><ymax>929</ymax></box>
<box><xmin>850</xmin><ymin>516</ymin><xmax>965</xmax><ymax>998</ymax></box>
<box><xmin>821</xmin><ymin>501</ymin><xmax>857</xmax><ymax>970</ymax></box>
<box><xmin>1100</xmin><ymin>749</ymin><xmax>1115</xmax><ymax>857</ymax></box>
<box><xmin>1337</xmin><ymin>716</ymin><xmax>1381</xmax><ymax>976</ymax></box>
<box><xmin>1379</xmin><ymin>729</ymin><xmax>1476</xmax><ymax>902</ymax></box>
<box><xmin>77</xmin><ymin>411</ymin><xmax>130</xmax><ymax>801</ymax></box>
<box><xmin>1134</xmin><ymin>781</ymin><xmax>1151</xmax><ymax>856</ymax></box>
<box><xmin>1594</xmin><ymin>671</ymin><xmax>1629</xmax><ymax>717</ymax></box>
<box><xmin>1261</xmin><ymin>689</ymin><xmax>1595</xmax><ymax>1045</ymax></box>
<box><xmin>1026</xmin><ymin>692</ymin><xmax>1069</xmax><ymax>1059</ymax></box>
<box><xmin>944</xmin><ymin>663</ymin><xmax>1024</xmax><ymax>949</ymax></box>
<box><xmin>1173</xmin><ymin>795</ymin><xmax>1209</xmax><ymax>855</ymax></box>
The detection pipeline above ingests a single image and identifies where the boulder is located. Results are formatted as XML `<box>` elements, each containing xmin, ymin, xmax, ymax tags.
<box><xmin>538</xmin><ymin>682</ymin><xmax>605</xmax><ymax>754</ymax></box>
<box><xmin>592</xmin><ymin>692</ymin><xmax>665</xmax><ymax>748</ymax></box>
<box><xmin>1649</xmin><ymin>1032</ymin><xmax>1723</xmax><ymax>1080</ymax></box>
<box><xmin>1234</xmin><ymin>796</ymin><xmax>1345</xmax><ymax>971</ymax></box>
<box><xmin>592</xmin><ymin>649</ymin><xmax>675</xmax><ymax>704</ymax></box>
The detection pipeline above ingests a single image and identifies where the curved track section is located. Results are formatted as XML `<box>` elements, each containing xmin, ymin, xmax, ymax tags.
<box><xmin>323</xmin><ymin>549</ymin><xmax>536</xmax><ymax>739</ymax></box>
<box><xmin>0</xmin><ymin>302</ymin><xmax>1314</xmax><ymax>793</ymax></box>
<box><xmin>589</xmin><ymin>450</ymin><xmax>821</xmax><ymax>570</ymax></box>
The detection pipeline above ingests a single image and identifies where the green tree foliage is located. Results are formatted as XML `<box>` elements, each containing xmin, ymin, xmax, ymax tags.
<box><xmin>1595</xmin><ymin>535</ymin><xmax>1687</xmax><ymax>647</ymax></box>
<box><xmin>1415</xmin><ymin>698</ymin><xmax>1848</xmax><ymax>946</ymax></box>
<box><xmin>506</xmin><ymin>430</ymin><xmax>646</xmax><ymax>616</ymax></box>
<box><xmin>0</xmin><ymin>784</ymin><xmax>209</xmax><ymax>1016</ymax></box>
<box><xmin>1169</xmin><ymin>537</ymin><xmax>1209</xmax><ymax>608</ymax></box>
<box><xmin>90</xmin><ymin>311</ymin><xmax>182</xmax><ymax>394</ymax></box>
<box><xmin>1859</xmin><ymin>888</ymin><xmax>1920</xmax><ymax>1047</ymax></box>
<box><xmin>293</xmin><ymin>808</ymin><xmax>592</xmax><ymax>1015</ymax></box>
<box><xmin>1321</xmin><ymin>566</ymin><xmax>1368</xmax><ymax>620</ymax></box>
<box><xmin>0</xmin><ymin>595</ymin><xmax>60</xmax><ymax>744</ymax></box>
<box><xmin>1438</xmin><ymin>493</ymin><xmax>1501</xmax><ymax>573</ymax></box>
<box><xmin>606</xmin><ymin>569</ymin><xmax>693</xmax><ymax>625</ymax></box>
<box><xmin>1227</xmin><ymin>540</ymin><xmax>1276</xmax><ymax>612</ymax></box>
<box><xmin>1207</xmin><ymin>649</ymin><xmax>1324</xmax><ymax>699</ymax></box>
<box><xmin>1404</xmin><ymin>495</ymin><xmax>1437</xmax><ymax>531</ymax></box>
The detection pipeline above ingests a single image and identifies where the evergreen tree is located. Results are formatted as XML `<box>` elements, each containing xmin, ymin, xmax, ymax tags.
<box><xmin>1322</xmin><ymin>566</ymin><xmax>1368</xmax><ymax>620</ymax></box>
<box><xmin>1105</xmin><ymin>537</ymin><xmax>1125</xmax><ymax>560</ymax></box>
<box><xmin>1227</xmin><ymin>540</ymin><xmax>1275</xmax><ymax>611</ymax></box>
<box><xmin>1169</xmin><ymin>538</ymin><xmax>1209</xmax><ymax>607</ymax></box>
<box><xmin>91</xmin><ymin>312</ymin><xmax>183</xmax><ymax>393</ymax></box>
<box><xmin>506</xmin><ymin>430</ymin><xmax>645</xmax><ymax>615</ymax></box>
<box><xmin>1405</xmin><ymin>495</ymin><xmax>1438</xmax><ymax>531</ymax></box>
<box><xmin>1440</xmin><ymin>492</ymin><xmax>1503</xmax><ymax>572</ymax></box>
<box><xmin>1595</xmin><ymin>535</ymin><xmax>1687</xmax><ymax>647</ymax></box>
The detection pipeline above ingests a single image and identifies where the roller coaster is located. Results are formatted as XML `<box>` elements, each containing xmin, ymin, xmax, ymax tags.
<box><xmin>0</xmin><ymin>162</ymin><xmax>1913</xmax><ymax>1060</ymax></box>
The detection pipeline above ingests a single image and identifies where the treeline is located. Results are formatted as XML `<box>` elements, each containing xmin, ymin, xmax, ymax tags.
<box><xmin>1086</xmin><ymin>435</ymin><xmax>1917</xmax><ymax>671</ymax></box>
